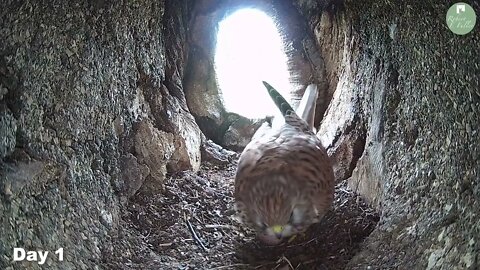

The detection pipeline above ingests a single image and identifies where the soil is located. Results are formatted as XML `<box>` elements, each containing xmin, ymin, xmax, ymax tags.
<box><xmin>103</xmin><ymin>162</ymin><xmax>379</xmax><ymax>269</ymax></box>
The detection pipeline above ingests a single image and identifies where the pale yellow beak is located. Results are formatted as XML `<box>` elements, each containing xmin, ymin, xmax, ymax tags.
<box><xmin>272</xmin><ymin>225</ymin><xmax>284</xmax><ymax>234</ymax></box>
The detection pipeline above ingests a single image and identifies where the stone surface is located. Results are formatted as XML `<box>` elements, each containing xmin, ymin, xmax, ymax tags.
<box><xmin>134</xmin><ymin>119</ymin><xmax>175</xmax><ymax>194</ymax></box>
<box><xmin>0</xmin><ymin>0</ymin><xmax>200</xmax><ymax>269</ymax></box>
<box><xmin>317</xmin><ymin>53</ymin><xmax>366</xmax><ymax>182</ymax></box>
<box><xmin>328</xmin><ymin>131</ymin><xmax>366</xmax><ymax>182</ymax></box>
<box><xmin>348</xmin><ymin>142</ymin><xmax>382</xmax><ymax>208</ymax></box>
<box><xmin>200</xmin><ymin>139</ymin><xmax>237</xmax><ymax>165</ymax></box>
<box><xmin>301</xmin><ymin>0</ymin><xmax>480</xmax><ymax>268</ymax></box>
<box><xmin>184</xmin><ymin>0</ymin><xmax>332</xmax><ymax>149</ymax></box>
<box><xmin>221</xmin><ymin>114</ymin><xmax>266</xmax><ymax>151</ymax></box>
<box><xmin>120</xmin><ymin>153</ymin><xmax>150</xmax><ymax>198</ymax></box>
<box><xmin>1</xmin><ymin>0</ymin><xmax>478</xmax><ymax>269</ymax></box>
<box><xmin>0</xmin><ymin>105</ymin><xmax>16</xmax><ymax>159</ymax></box>
<box><xmin>164</xmin><ymin>97</ymin><xmax>202</xmax><ymax>172</ymax></box>
<box><xmin>184</xmin><ymin>8</ymin><xmax>226</xmax><ymax>143</ymax></box>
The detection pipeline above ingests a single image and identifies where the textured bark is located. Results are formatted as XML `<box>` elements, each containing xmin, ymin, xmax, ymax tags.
<box><xmin>0</xmin><ymin>0</ymin><xmax>201</xmax><ymax>268</ymax></box>
<box><xmin>184</xmin><ymin>0</ymin><xmax>331</xmax><ymax>149</ymax></box>
<box><xmin>1</xmin><ymin>0</ymin><xmax>478</xmax><ymax>269</ymax></box>
<box><xmin>301</xmin><ymin>0</ymin><xmax>479</xmax><ymax>268</ymax></box>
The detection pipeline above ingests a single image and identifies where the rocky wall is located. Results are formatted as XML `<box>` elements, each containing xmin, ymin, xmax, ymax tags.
<box><xmin>300</xmin><ymin>0</ymin><xmax>479</xmax><ymax>268</ymax></box>
<box><xmin>0</xmin><ymin>0</ymin><xmax>201</xmax><ymax>269</ymax></box>
<box><xmin>184</xmin><ymin>0</ymin><xmax>332</xmax><ymax>149</ymax></box>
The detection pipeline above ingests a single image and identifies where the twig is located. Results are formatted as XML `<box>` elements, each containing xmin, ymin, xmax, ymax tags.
<box><xmin>339</xmin><ymin>187</ymin><xmax>352</xmax><ymax>194</ymax></box>
<box><xmin>339</xmin><ymin>199</ymin><xmax>349</xmax><ymax>208</ymax></box>
<box><xmin>281</xmin><ymin>255</ymin><xmax>294</xmax><ymax>269</ymax></box>
<box><xmin>204</xmin><ymin>224</ymin><xmax>235</xmax><ymax>229</ymax></box>
<box><xmin>254</xmin><ymin>260</ymin><xmax>279</xmax><ymax>269</ymax></box>
<box><xmin>286</xmin><ymin>237</ymin><xmax>317</xmax><ymax>248</ymax></box>
<box><xmin>210</xmin><ymin>263</ymin><xmax>250</xmax><ymax>269</ymax></box>
<box><xmin>184</xmin><ymin>213</ymin><xmax>209</xmax><ymax>252</ymax></box>
<box><xmin>347</xmin><ymin>228</ymin><xmax>352</xmax><ymax>245</ymax></box>
<box><xmin>441</xmin><ymin>87</ymin><xmax>456</xmax><ymax>107</ymax></box>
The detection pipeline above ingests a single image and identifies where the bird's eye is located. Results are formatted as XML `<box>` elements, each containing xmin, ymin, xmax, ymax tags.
<box><xmin>289</xmin><ymin>212</ymin><xmax>295</xmax><ymax>222</ymax></box>
<box><xmin>257</xmin><ymin>221</ymin><xmax>268</xmax><ymax>229</ymax></box>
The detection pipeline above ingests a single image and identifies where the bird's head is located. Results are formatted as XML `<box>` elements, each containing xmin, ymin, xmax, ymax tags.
<box><xmin>238</xmin><ymin>178</ymin><xmax>311</xmax><ymax>245</ymax></box>
<box><xmin>255</xmin><ymin>197</ymin><xmax>310</xmax><ymax>245</ymax></box>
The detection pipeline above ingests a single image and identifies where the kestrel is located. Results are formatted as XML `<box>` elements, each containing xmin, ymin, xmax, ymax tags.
<box><xmin>234</xmin><ymin>81</ymin><xmax>335</xmax><ymax>245</ymax></box>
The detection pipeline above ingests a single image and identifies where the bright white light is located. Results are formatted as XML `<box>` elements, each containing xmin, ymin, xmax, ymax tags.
<box><xmin>215</xmin><ymin>8</ymin><xmax>293</xmax><ymax>119</ymax></box>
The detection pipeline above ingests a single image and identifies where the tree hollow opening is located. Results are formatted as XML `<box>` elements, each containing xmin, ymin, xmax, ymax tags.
<box><xmin>215</xmin><ymin>8</ymin><xmax>293</xmax><ymax>119</ymax></box>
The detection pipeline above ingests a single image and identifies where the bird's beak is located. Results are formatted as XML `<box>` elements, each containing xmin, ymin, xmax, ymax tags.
<box><xmin>272</xmin><ymin>225</ymin><xmax>283</xmax><ymax>238</ymax></box>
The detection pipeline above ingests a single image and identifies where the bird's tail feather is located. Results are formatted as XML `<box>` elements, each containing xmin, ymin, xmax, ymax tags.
<box><xmin>262</xmin><ymin>81</ymin><xmax>295</xmax><ymax>117</ymax></box>
<box><xmin>295</xmin><ymin>84</ymin><xmax>318</xmax><ymax>129</ymax></box>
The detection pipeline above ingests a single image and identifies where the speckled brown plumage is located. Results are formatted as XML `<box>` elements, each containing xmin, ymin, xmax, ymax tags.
<box><xmin>234</xmin><ymin>81</ymin><xmax>335</xmax><ymax>245</ymax></box>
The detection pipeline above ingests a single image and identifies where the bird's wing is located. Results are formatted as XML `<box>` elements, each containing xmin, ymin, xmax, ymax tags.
<box><xmin>295</xmin><ymin>84</ymin><xmax>318</xmax><ymax>131</ymax></box>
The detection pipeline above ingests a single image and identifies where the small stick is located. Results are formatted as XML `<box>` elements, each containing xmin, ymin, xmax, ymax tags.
<box><xmin>204</xmin><ymin>224</ymin><xmax>235</xmax><ymax>229</ymax></box>
<box><xmin>185</xmin><ymin>214</ymin><xmax>208</xmax><ymax>252</ymax></box>
<box><xmin>339</xmin><ymin>199</ymin><xmax>349</xmax><ymax>208</ymax></box>
<box><xmin>339</xmin><ymin>187</ymin><xmax>352</xmax><ymax>194</ymax></box>
<box><xmin>286</xmin><ymin>237</ymin><xmax>317</xmax><ymax>248</ymax></box>
<box><xmin>210</xmin><ymin>263</ymin><xmax>250</xmax><ymax>269</ymax></box>
<box><xmin>281</xmin><ymin>255</ymin><xmax>294</xmax><ymax>270</ymax></box>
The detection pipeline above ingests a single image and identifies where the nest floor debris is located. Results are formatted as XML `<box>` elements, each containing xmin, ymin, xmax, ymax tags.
<box><xmin>103</xmin><ymin>162</ymin><xmax>379</xmax><ymax>269</ymax></box>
